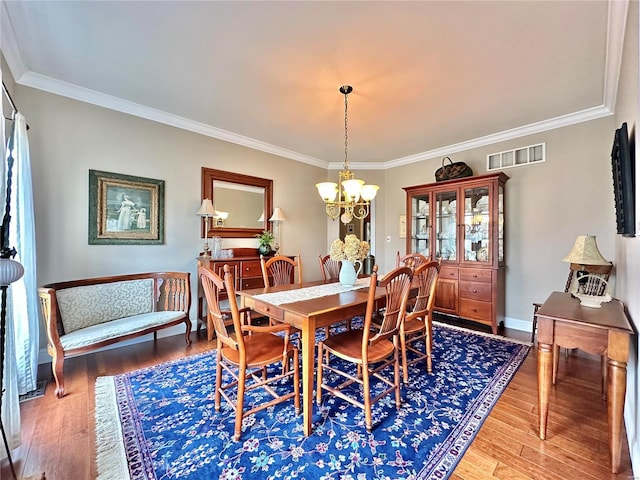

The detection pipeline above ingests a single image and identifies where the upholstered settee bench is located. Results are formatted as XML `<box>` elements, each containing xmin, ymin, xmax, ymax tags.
<box><xmin>38</xmin><ymin>272</ymin><xmax>192</xmax><ymax>398</ymax></box>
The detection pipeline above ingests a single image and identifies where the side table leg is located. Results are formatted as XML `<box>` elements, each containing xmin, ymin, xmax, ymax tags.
<box><xmin>537</xmin><ymin>342</ymin><xmax>553</xmax><ymax>440</ymax></box>
<box><xmin>608</xmin><ymin>357</ymin><xmax>627</xmax><ymax>473</ymax></box>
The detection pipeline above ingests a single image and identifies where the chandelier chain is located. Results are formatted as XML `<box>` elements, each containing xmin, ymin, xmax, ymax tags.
<box><xmin>315</xmin><ymin>84</ymin><xmax>379</xmax><ymax>224</ymax></box>
<box><xmin>344</xmin><ymin>90</ymin><xmax>349</xmax><ymax>171</ymax></box>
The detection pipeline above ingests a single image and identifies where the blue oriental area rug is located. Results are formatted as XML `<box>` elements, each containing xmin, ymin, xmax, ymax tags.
<box><xmin>95</xmin><ymin>321</ymin><xmax>530</xmax><ymax>480</ymax></box>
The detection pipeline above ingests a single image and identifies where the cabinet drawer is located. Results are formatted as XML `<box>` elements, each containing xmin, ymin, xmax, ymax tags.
<box><xmin>459</xmin><ymin>298</ymin><xmax>492</xmax><ymax>322</ymax></box>
<box><xmin>459</xmin><ymin>268</ymin><xmax>492</xmax><ymax>283</ymax></box>
<box><xmin>240</xmin><ymin>260</ymin><xmax>262</xmax><ymax>278</ymax></box>
<box><xmin>439</xmin><ymin>267</ymin><xmax>459</xmax><ymax>280</ymax></box>
<box><xmin>459</xmin><ymin>281</ymin><xmax>492</xmax><ymax>301</ymax></box>
<box><xmin>240</xmin><ymin>277</ymin><xmax>265</xmax><ymax>290</ymax></box>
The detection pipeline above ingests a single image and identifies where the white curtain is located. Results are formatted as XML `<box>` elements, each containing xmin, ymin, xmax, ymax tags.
<box><xmin>9</xmin><ymin>112</ymin><xmax>38</xmax><ymax>396</ymax></box>
<box><xmin>9</xmin><ymin>113</ymin><xmax>40</xmax><ymax>395</ymax></box>
<box><xmin>0</xmin><ymin>106</ymin><xmax>36</xmax><ymax>459</ymax></box>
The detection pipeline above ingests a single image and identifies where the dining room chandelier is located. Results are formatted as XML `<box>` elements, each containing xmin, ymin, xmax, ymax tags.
<box><xmin>316</xmin><ymin>85</ymin><xmax>379</xmax><ymax>224</ymax></box>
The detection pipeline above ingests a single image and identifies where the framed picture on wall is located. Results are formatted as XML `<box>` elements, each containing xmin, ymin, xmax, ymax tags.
<box><xmin>88</xmin><ymin>170</ymin><xmax>165</xmax><ymax>245</ymax></box>
<box><xmin>399</xmin><ymin>214</ymin><xmax>406</xmax><ymax>238</ymax></box>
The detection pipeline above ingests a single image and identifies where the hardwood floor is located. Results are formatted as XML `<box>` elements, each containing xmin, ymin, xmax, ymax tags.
<box><xmin>2</xmin><ymin>320</ymin><xmax>635</xmax><ymax>479</ymax></box>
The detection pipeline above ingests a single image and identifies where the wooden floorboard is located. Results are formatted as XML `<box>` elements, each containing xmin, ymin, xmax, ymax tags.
<box><xmin>1</xmin><ymin>323</ymin><xmax>635</xmax><ymax>479</ymax></box>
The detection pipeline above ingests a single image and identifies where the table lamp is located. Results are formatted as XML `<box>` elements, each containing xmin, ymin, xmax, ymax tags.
<box><xmin>562</xmin><ymin>234</ymin><xmax>611</xmax><ymax>307</ymax></box>
<box><xmin>196</xmin><ymin>198</ymin><xmax>216</xmax><ymax>258</ymax></box>
<box><xmin>269</xmin><ymin>207</ymin><xmax>286</xmax><ymax>255</ymax></box>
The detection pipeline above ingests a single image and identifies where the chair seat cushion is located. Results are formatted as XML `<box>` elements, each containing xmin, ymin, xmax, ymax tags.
<box><xmin>60</xmin><ymin>311</ymin><xmax>186</xmax><ymax>350</ymax></box>
<box><xmin>323</xmin><ymin>330</ymin><xmax>394</xmax><ymax>364</ymax></box>
<box><xmin>221</xmin><ymin>332</ymin><xmax>292</xmax><ymax>366</ymax></box>
<box><xmin>404</xmin><ymin>318</ymin><xmax>426</xmax><ymax>335</ymax></box>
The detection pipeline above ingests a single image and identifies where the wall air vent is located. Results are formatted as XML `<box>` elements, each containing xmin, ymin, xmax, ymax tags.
<box><xmin>487</xmin><ymin>143</ymin><xmax>545</xmax><ymax>171</ymax></box>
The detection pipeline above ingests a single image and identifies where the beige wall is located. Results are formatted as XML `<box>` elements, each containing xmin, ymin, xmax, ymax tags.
<box><xmin>613</xmin><ymin>0</ymin><xmax>639</xmax><ymax>471</ymax></box>
<box><xmin>381</xmin><ymin>117</ymin><xmax>616</xmax><ymax>328</ymax></box>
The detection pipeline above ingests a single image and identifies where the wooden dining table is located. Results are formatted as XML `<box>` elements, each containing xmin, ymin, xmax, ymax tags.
<box><xmin>237</xmin><ymin>279</ymin><xmax>383</xmax><ymax>436</ymax></box>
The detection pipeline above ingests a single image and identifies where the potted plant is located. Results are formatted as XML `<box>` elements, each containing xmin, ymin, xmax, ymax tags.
<box><xmin>255</xmin><ymin>230</ymin><xmax>275</xmax><ymax>255</ymax></box>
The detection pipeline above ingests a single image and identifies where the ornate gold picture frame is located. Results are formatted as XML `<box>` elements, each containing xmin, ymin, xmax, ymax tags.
<box><xmin>88</xmin><ymin>170</ymin><xmax>164</xmax><ymax>245</ymax></box>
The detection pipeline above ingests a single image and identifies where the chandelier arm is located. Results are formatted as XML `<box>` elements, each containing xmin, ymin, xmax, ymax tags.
<box><xmin>351</xmin><ymin>203</ymin><xmax>370</xmax><ymax>220</ymax></box>
<box><xmin>325</xmin><ymin>203</ymin><xmax>341</xmax><ymax>221</ymax></box>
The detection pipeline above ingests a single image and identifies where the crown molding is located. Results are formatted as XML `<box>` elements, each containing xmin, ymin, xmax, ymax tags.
<box><xmin>603</xmin><ymin>0</ymin><xmax>628</xmax><ymax>110</ymax></box>
<box><xmin>375</xmin><ymin>105</ymin><xmax>613</xmax><ymax>170</ymax></box>
<box><xmin>1</xmin><ymin>0</ymin><xmax>28</xmax><ymax>81</ymax></box>
<box><xmin>18</xmin><ymin>71</ymin><xmax>329</xmax><ymax>169</ymax></box>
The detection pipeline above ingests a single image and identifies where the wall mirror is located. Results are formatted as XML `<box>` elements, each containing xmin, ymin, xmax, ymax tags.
<box><xmin>202</xmin><ymin>167</ymin><xmax>273</xmax><ymax>238</ymax></box>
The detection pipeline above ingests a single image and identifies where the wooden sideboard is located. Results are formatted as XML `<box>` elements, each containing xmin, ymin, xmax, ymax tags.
<box><xmin>196</xmin><ymin>248</ymin><xmax>293</xmax><ymax>339</ymax></box>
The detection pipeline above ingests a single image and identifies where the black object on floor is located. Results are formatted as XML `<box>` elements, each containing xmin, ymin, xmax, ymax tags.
<box><xmin>19</xmin><ymin>379</ymin><xmax>47</xmax><ymax>402</ymax></box>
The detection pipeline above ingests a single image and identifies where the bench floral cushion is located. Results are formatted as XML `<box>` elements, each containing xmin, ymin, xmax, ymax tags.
<box><xmin>56</xmin><ymin>279</ymin><xmax>154</xmax><ymax>334</ymax></box>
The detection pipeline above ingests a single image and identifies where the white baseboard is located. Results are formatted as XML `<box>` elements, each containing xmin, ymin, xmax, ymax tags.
<box><xmin>503</xmin><ymin>316</ymin><xmax>533</xmax><ymax>334</ymax></box>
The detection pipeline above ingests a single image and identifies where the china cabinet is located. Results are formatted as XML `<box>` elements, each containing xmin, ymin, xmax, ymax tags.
<box><xmin>403</xmin><ymin>172</ymin><xmax>508</xmax><ymax>334</ymax></box>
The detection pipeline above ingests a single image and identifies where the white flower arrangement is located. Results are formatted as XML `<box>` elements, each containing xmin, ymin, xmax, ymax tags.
<box><xmin>330</xmin><ymin>234</ymin><xmax>370</xmax><ymax>263</ymax></box>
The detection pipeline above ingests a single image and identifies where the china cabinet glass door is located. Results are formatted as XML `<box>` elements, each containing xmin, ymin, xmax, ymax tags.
<box><xmin>435</xmin><ymin>190</ymin><xmax>457</xmax><ymax>262</ymax></box>
<box><xmin>463</xmin><ymin>186</ymin><xmax>490</xmax><ymax>263</ymax></box>
<box><xmin>410</xmin><ymin>194</ymin><xmax>430</xmax><ymax>257</ymax></box>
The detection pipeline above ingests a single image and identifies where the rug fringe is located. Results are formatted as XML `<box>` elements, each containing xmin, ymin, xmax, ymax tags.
<box><xmin>433</xmin><ymin>320</ymin><xmax>533</xmax><ymax>346</ymax></box>
<box><xmin>95</xmin><ymin>376</ymin><xmax>130</xmax><ymax>480</ymax></box>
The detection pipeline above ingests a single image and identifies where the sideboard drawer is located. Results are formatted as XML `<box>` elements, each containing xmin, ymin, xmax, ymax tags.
<box><xmin>241</xmin><ymin>277</ymin><xmax>265</xmax><ymax>290</ymax></box>
<box><xmin>240</xmin><ymin>260</ymin><xmax>262</xmax><ymax>278</ymax></box>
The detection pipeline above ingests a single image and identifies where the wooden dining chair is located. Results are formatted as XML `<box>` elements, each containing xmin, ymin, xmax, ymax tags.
<box><xmin>261</xmin><ymin>254</ymin><xmax>303</xmax><ymax>287</ymax></box>
<box><xmin>318</xmin><ymin>254</ymin><xmax>341</xmax><ymax>281</ymax></box>
<box><xmin>400</xmin><ymin>261</ymin><xmax>440</xmax><ymax>383</ymax></box>
<box><xmin>396</xmin><ymin>251</ymin><xmax>430</xmax><ymax>271</ymax></box>
<box><xmin>318</xmin><ymin>254</ymin><xmax>353</xmax><ymax>336</ymax></box>
<box><xmin>316</xmin><ymin>264</ymin><xmax>413</xmax><ymax>432</ymax></box>
<box><xmin>260</xmin><ymin>254</ymin><xmax>303</xmax><ymax>328</ymax></box>
<box><xmin>199</xmin><ymin>265</ymin><xmax>300</xmax><ymax>441</ymax></box>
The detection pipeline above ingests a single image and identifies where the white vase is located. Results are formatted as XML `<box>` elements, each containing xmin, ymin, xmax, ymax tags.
<box><xmin>339</xmin><ymin>260</ymin><xmax>362</xmax><ymax>287</ymax></box>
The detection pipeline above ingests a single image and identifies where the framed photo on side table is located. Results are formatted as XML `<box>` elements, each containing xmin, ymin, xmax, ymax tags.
<box><xmin>88</xmin><ymin>170</ymin><xmax>165</xmax><ymax>245</ymax></box>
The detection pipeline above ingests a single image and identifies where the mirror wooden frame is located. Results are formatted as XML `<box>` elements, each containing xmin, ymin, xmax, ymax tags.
<box><xmin>201</xmin><ymin>167</ymin><xmax>273</xmax><ymax>238</ymax></box>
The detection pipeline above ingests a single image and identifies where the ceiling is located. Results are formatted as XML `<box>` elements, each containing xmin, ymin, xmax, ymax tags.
<box><xmin>0</xmin><ymin>1</ymin><xmax>626</xmax><ymax>169</ymax></box>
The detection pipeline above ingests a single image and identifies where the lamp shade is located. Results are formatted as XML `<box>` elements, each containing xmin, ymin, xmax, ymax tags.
<box><xmin>316</xmin><ymin>182</ymin><xmax>338</xmax><ymax>202</ymax></box>
<box><xmin>269</xmin><ymin>207</ymin><xmax>286</xmax><ymax>222</ymax></box>
<box><xmin>196</xmin><ymin>198</ymin><xmax>216</xmax><ymax>217</ymax></box>
<box><xmin>562</xmin><ymin>235</ymin><xmax>610</xmax><ymax>265</ymax></box>
<box><xmin>360</xmin><ymin>184</ymin><xmax>379</xmax><ymax>201</ymax></box>
<box><xmin>0</xmin><ymin>258</ymin><xmax>24</xmax><ymax>286</ymax></box>
<box><xmin>342</xmin><ymin>179</ymin><xmax>364</xmax><ymax>201</ymax></box>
